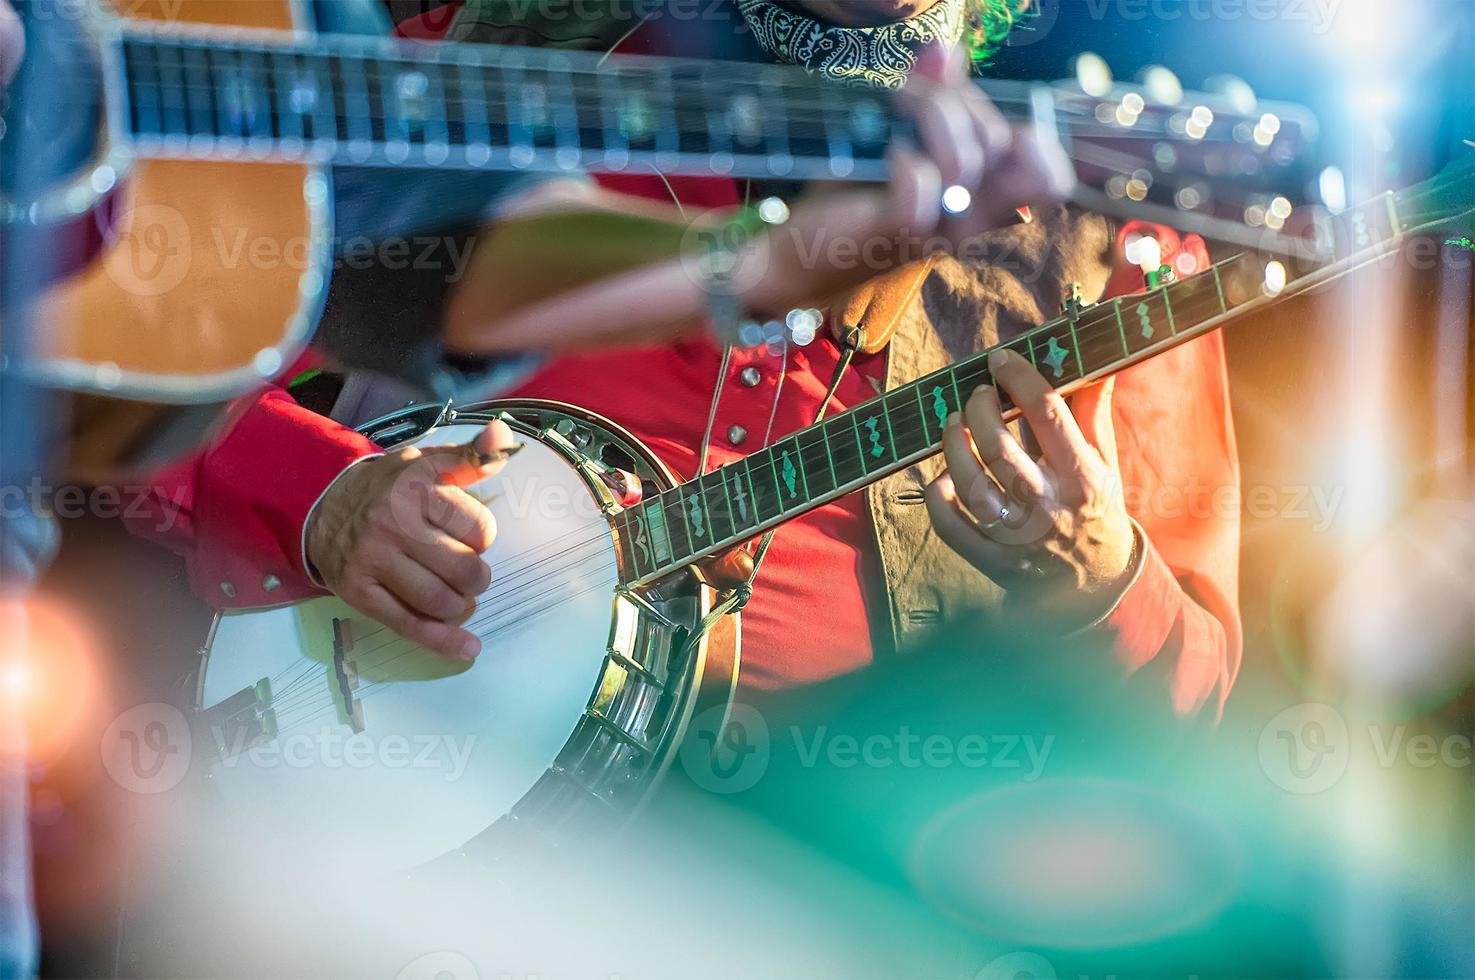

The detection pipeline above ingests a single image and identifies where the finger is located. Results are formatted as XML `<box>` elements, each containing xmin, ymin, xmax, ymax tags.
<box><xmin>423</xmin><ymin>484</ymin><xmax>498</xmax><ymax>553</ymax></box>
<box><xmin>912</xmin><ymin>81</ymin><xmax>984</xmax><ymax>198</ymax></box>
<box><xmin>417</xmin><ymin>420</ymin><xmax>520</xmax><ymax>488</ymax></box>
<box><xmin>404</xmin><ymin>531</ymin><xmax>492</xmax><ymax>600</ymax></box>
<box><xmin>987</xmin><ymin>128</ymin><xmax>1074</xmax><ymax>212</ymax></box>
<box><xmin>925</xmin><ymin>473</ymin><xmax>1017</xmax><ymax>574</ymax></box>
<box><xmin>353</xmin><ymin>581</ymin><xmax>481</xmax><ymax>661</ymax></box>
<box><xmin>987</xmin><ymin>349</ymin><xmax>1093</xmax><ymax>473</ymax></box>
<box><xmin>962</xmin><ymin>383</ymin><xmax>1048</xmax><ymax>502</ymax></box>
<box><xmin>960</xmin><ymin>81</ymin><xmax>1011</xmax><ymax>174</ymax></box>
<box><xmin>886</xmin><ymin>146</ymin><xmax>943</xmax><ymax>235</ymax></box>
<box><xmin>379</xmin><ymin>552</ymin><xmax>477</xmax><ymax>624</ymax></box>
<box><xmin>940</xmin><ymin>410</ymin><xmax>1000</xmax><ymax>518</ymax></box>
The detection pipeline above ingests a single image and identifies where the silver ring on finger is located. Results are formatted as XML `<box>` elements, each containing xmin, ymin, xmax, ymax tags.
<box><xmin>976</xmin><ymin>502</ymin><xmax>1012</xmax><ymax>533</ymax></box>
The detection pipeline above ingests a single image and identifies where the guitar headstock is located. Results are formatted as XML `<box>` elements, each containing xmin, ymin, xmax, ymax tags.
<box><xmin>1038</xmin><ymin>62</ymin><xmax>1326</xmax><ymax>254</ymax></box>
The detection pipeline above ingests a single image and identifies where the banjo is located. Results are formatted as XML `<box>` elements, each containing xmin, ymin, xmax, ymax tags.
<box><xmin>195</xmin><ymin>155</ymin><xmax>1475</xmax><ymax>871</ymax></box>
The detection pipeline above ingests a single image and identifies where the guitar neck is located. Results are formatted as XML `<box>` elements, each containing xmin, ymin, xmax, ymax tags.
<box><xmin>614</xmin><ymin>185</ymin><xmax>1430</xmax><ymax>586</ymax></box>
<box><xmin>114</xmin><ymin>24</ymin><xmax>952</xmax><ymax>181</ymax></box>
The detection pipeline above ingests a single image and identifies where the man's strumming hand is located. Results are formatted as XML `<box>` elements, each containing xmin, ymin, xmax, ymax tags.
<box><xmin>305</xmin><ymin>420</ymin><xmax>518</xmax><ymax>661</ymax></box>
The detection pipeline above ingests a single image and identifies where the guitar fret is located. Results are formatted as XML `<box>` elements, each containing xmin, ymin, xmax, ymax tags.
<box><xmin>794</xmin><ymin>427</ymin><xmax>834</xmax><ymax>501</ymax></box>
<box><xmin>1064</xmin><ymin>307</ymin><xmax>1086</xmax><ymax>377</ymax></box>
<box><xmin>157</xmin><ymin>41</ymin><xmax>189</xmax><ymax>137</ymax></box>
<box><xmin>268</xmin><ymin>50</ymin><xmax>305</xmax><ymax>144</ymax></box>
<box><xmin>423</xmin><ymin>61</ymin><xmax>454</xmax><ymax>155</ymax></box>
<box><xmin>704</xmin><ymin>469</ymin><xmax>739</xmax><ymax>541</ymax></box>
<box><xmin>1075</xmin><ymin>308</ymin><xmax>1126</xmax><ymax>377</ymax></box>
<box><xmin>125</xmin><ymin>41</ymin><xmax>162</xmax><ymax>136</ymax></box>
<box><xmin>456</xmin><ymin>54</ymin><xmax>494</xmax><ymax>163</ymax></box>
<box><xmin>819</xmin><ymin>422</ymin><xmax>839</xmax><ymax>488</ymax></box>
<box><xmin>1161</xmin><ymin>285</ymin><xmax>1177</xmax><ymax>335</ymax></box>
<box><xmin>544</xmin><ymin>53</ymin><xmax>583</xmax><ymax>169</ymax></box>
<box><xmin>730</xmin><ymin>458</ymin><xmax>757</xmax><ymax>533</ymax></box>
<box><xmin>884</xmin><ymin>388</ymin><xmax>928</xmax><ymax>460</ymax></box>
<box><xmin>1112</xmin><ymin>299</ymin><xmax>1130</xmax><ymax>358</ymax></box>
<box><xmin>1028</xmin><ymin>320</ymin><xmax>1080</xmax><ymax>385</ymax></box>
<box><xmin>182</xmin><ymin>44</ymin><xmax>216</xmax><ymax>137</ymax></box>
<box><xmin>645</xmin><ymin>498</ymin><xmax>674</xmax><ymax>566</ymax></box>
<box><xmin>769</xmin><ymin>441</ymin><xmax>806</xmax><ymax>508</ymax></box>
<box><xmin>339</xmin><ymin>53</ymin><xmax>373</xmax><ymax>146</ymax></box>
<box><xmin>619</xmin><ymin>510</ymin><xmax>649</xmax><ymax>579</ymax></box>
<box><xmin>679</xmin><ymin>480</ymin><xmax>713</xmax><ymax>547</ymax></box>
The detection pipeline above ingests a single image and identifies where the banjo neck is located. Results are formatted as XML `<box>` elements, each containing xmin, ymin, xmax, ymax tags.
<box><xmin>613</xmin><ymin>159</ymin><xmax>1475</xmax><ymax>586</ymax></box>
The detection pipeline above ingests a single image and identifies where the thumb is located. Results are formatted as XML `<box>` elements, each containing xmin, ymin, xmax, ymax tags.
<box><xmin>415</xmin><ymin>419</ymin><xmax>521</xmax><ymax>489</ymax></box>
<box><xmin>1070</xmin><ymin>377</ymin><xmax>1119</xmax><ymax>470</ymax></box>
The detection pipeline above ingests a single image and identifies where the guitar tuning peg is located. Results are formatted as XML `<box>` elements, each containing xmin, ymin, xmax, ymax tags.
<box><xmin>1204</xmin><ymin>74</ymin><xmax>1257</xmax><ymax>115</ymax></box>
<box><xmin>1138</xmin><ymin>65</ymin><xmax>1183</xmax><ymax>106</ymax></box>
<box><xmin>1074</xmin><ymin>52</ymin><xmax>1113</xmax><ymax>98</ymax></box>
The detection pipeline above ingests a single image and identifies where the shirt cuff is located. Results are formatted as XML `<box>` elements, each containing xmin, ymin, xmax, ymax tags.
<box><xmin>1062</xmin><ymin>517</ymin><xmax>1149</xmax><ymax>637</ymax></box>
<box><xmin>1079</xmin><ymin>522</ymin><xmax>1187</xmax><ymax>671</ymax></box>
<box><xmin>300</xmin><ymin>452</ymin><xmax>384</xmax><ymax>589</ymax></box>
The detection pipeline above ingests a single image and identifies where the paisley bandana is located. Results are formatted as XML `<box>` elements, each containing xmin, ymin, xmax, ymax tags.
<box><xmin>736</xmin><ymin>0</ymin><xmax>967</xmax><ymax>89</ymax></box>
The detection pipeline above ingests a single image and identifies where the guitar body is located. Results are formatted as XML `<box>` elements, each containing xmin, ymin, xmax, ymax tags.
<box><xmin>195</xmin><ymin>400</ymin><xmax>738</xmax><ymax>871</ymax></box>
<box><xmin>9</xmin><ymin>0</ymin><xmax>329</xmax><ymax>477</ymax></box>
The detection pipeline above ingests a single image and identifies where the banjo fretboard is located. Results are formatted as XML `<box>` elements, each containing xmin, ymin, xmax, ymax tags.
<box><xmin>613</xmin><ymin>177</ymin><xmax>1450</xmax><ymax>586</ymax></box>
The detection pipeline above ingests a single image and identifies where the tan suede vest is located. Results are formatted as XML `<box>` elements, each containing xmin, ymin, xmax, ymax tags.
<box><xmin>854</xmin><ymin>209</ymin><xmax>1115</xmax><ymax>654</ymax></box>
<box><xmin>454</xmin><ymin>7</ymin><xmax>1117</xmax><ymax>655</ymax></box>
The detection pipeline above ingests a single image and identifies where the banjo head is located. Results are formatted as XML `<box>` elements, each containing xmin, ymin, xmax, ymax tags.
<box><xmin>196</xmin><ymin>400</ymin><xmax>729</xmax><ymax>872</ymax></box>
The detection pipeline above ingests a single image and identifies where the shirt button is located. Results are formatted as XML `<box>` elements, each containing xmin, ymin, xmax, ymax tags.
<box><xmin>727</xmin><ymin>424</ymin><xmax>748</xmax><ymax>447</ymax></box>
<box><xmin>739</xmin><ymin>367</ymin><xmax>761</xmax><ymax>388</ymax></box>
<box><xmin>219</xmin><ymin>581</ymin><xmax>237</xmax><ymax>599</ymax></box>
<box><xmin>263</xmin><ymin>574</ymin><xmax>282</xmax><ymax>593</ymax></box>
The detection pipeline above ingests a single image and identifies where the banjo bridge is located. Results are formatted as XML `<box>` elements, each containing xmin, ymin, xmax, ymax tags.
<box><xmin>196</xmin><ymin>677</ymin><xmax>277</xmax><ymax>763</ymax></box>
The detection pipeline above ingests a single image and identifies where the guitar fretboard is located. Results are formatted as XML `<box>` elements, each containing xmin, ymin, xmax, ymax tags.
<box><xmin>614</xmin><ymin>186</ymin><xmax>1416</xmax><ymax>585</ymax></box>
<box><xmin>116</xmin><ymin>25</ymin><xmax>922</xmax><ymax>181</ymax></box>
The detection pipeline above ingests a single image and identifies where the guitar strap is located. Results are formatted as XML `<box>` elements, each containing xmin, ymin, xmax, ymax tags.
<box><xmin>830</xmin><ymin>255</ymin><xmax>941</xmax><ymax>355</ymax></box>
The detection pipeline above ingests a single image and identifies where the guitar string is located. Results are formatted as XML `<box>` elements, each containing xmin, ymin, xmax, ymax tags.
<box><xmin>261</xmin><ymin>515</ymin><xmax>607</xmax><ymax>682</ymax></box>
<box><xmin>270</xmin><ymin>584</ymin><xmax>614</xmax><ymax>734</ymax></box>
<box><xmin>260</xmin><ymin>283</ymin><xmax>1237</xmax><ymax>720</ymax></box>
<box><xmin>263</xmin><ymin>524</ymin><xmax>618</xmax><ymax>696</ymax></box>
<box><xmin>265</xmin><ymin>557</ymin><xmax>616</xmax><ymax>720</ymax></box>
<box><xmin>264</xmin><ymin>558</ymin><xmax>618</xmax><ymax>718</ymax></box>
<box><xmin>106</xmin><ymin>44</ymin><xmax>1190</xmax><ymax>142</ymax></box>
